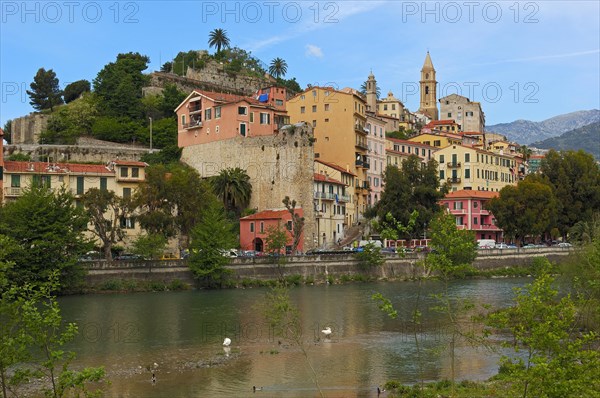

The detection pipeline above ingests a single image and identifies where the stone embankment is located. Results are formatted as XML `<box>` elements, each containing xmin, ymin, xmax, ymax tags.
<box><xmin>84</xmin><ymin>247</ymin><xmax>574</xmax><ymax>287</ymax></box>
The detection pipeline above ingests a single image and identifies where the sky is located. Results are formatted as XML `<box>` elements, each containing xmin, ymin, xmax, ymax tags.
<box><xmin>1</xmin><ymin>0</ymin><xmax>599</xmax><ymax>129</ymax></box>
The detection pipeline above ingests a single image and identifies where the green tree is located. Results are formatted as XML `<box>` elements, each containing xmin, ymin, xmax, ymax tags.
<box><xmin>131</xmin><ymin>233</ymin><xmax>168</xmax><ymax>260</ymax></box>
<box><xmin>487</xmin><ymin>178</ymin><xmax>558</xmax><ymax>245</ymax></box>
<box><xmin>188</xmin><ymin>200</ymin><xmax>236</xmax><ymax>287</ymax></box>
<box><xmin>268</xmin><ymin>57</ymin><xmax>288</xmax><ymax>79</ymax></box>
<box><xmin>63</xmin><ymin>79</ymin><xmax>91</xmax><ymax>103</ymax></box>
<box><xmin>208</xmin><ymin>28</ymin><xmax>231</xmax><ymax>54</ymax></box>
<box><xmin>26</xmin><ymin>68</ymin><xmax>64</xmax><ymax>111</ymax></box>
<box><xmin>275</xmin><ymin>77</ymin><xmax>302</xmax><ymax>93</ymax></box>
<box><xmin>264</xmin><ymin>224</ymin><xmax>289</xmax><ymax>256</ymax></box>
<box><xmin>374</xmin><ymin>156</ymin><xmax>445</xmax><ymax>239</ymax></box>
<box><xmin>283</xmin><ymin>196</ymin><xmax>304</xmax><ymax>254</ymax></box>
<box><xmin>159</xmin><ymin>83</ymin><xmax>187</xmax><ymax>118</ymax></box>
<box><xmin>81</xmin><ymin>188</ymin><xmax>132</xmax><ymax>261</ymax></box>
<box><xmin>486</xmin><ymin>259</ymin><xmax>600</xmax><ymax>398</ymax></box>
<box><xmin>42</xmin><ymin>93</ymin><xmax>98</xmax><ymax>144</ymax></box>
<box><xmin>540</xmin><ymin>150</ymin><xmax>600</xmax><ymax>237</ymax></box>
<box><xmin>356</xmin><ymin>242</ymin><xmax>384</xmax><ymax>269</ymax></box>
<box><xmin>212</xmin><ymin>167</ymin><xmax>253</xmax><ymax>218</ymax></box>
<box><xmin>0</xmin><ymin>186</ymin><xmax>90</xmax><ymax>291</ymax></box>
<box><xmin>385</xmin><ymin>128</ymin><xmax>408</xmax><ymax>140</ymax></box>
<box><xmin>93</xmin><ymin>52</ymin><xmax>150</xmax><ymax>119</ymax></box>
<box><xmin>359</xmin><ymin>80</ymin><xmax>381</xmax><ymax>99</ymax></box>
<box><xmin>2</xmin><ymin>120</ymin><xmax>11</xmax><ymax>144</ymax></box>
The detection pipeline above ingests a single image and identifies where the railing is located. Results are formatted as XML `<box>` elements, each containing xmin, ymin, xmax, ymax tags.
<box><xmin>447</xmin><ymin>162</ymin><xmax>461</xmax><ymax>168</ymax></box>
<box><xmin>355</xmin><ymin>125</ymin><xmax>367</xmax><ymax>134</ymax></box>
<box><xmin>363</xmin><ymin>162</ymin><xmax>370</xmax><ymax>169</ymax></box>
<box><xmin>189</xmin><ymin>106</ymin><xmax>202</xmax><ymax>114</ymax></box>
<box><xmin>314</xmin><ymin>191</ymin><xmax>350</xmax><ymax>202</ymax></box>
<box><xmin>3</xmin><ymin>187</ymin><xmax>22</xmax><ymax>196</ymax></box>
<box><xmin>184</xmin><ymin>120</ymin><xmax>203</xmax><ymax>129</ymax></box>
<box><xmin>355</xmin><ymin>160</ymin><xmax>363</xmax><ymax>167</ymax></box>
<box><xmin>447</xmin><ymin>177</ymin><xmax>461</xmax><ymax>183</ymax></box>
<box><xmin>355</xmin><ymin>139</ymin><xmax>368</xmax><ymax>150</ymax></box>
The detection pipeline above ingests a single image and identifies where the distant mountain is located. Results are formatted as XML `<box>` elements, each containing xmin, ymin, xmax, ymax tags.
<box><xmin>486</xmin><ymin>109</ymin><xmax>600</xmax><ymax>144</ymax></box>
<box><xmin>531</xmin><ymin>122</ymin><xmax>600</xmax><ymax>160</ymax></box>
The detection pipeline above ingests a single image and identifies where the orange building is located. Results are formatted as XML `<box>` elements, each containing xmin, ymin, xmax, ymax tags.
<box><xmin>239</xmin><ymin>208</ymin><xmax>304</xmax><ymax>253</ymax></box>
<box><xmin>176</xmin><ymin>86</ymin><xmax>290</xmax><ymax>147</ymax></box>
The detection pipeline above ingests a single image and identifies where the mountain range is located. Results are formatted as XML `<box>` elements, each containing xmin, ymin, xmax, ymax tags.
<box><xmin>531</xmin><ymin>122</ymin><xmax>600</xmax><ymax>160</ymax></box>
<box><xmin>486</xmin><ymin>109</ymin><xmax>600</xmax><ymax>145</ymax></box>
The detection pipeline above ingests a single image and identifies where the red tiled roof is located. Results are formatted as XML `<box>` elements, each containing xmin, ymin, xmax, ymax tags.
<box><xmin>114</xmin><ymin>160</ymin><xmax>148</xmax><ymax>167</ymax></box>
<box><xmin>4</xmin><ymin>161</ymin><xmax>114</xmax><ymax>175</ymax></box>
<box><xmin>444</xmin><ymin>190</ymin><xmax>499</xmax><ymax>199</ymax></box>
<box><xmin>313</xmin><ymin>173</ymin><xmax>345</xmax><ymax>185</ymax></box>
<box><xmin>241</xmin><ymin>209</ymin><xmax>297</xmax><ymax>221</ymax></box>
<box><xmin>387</xmin><ymin>137</ymin><xmax>436</xmax><ymax>149</ymax></box>
<box><xmin>425</xmin><ymin>119</ymin><xmax>457</xmax><ymax>126</ymax></box>
<box><xmin>315</xmin><ymin>159</ymin><xmax>357</xmax><ymax>176</ymax></box>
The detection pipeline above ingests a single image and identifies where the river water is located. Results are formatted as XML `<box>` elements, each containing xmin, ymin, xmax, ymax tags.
<box><xmin>58</xmin><ymin>278</ymin><xmax>529</xmax><ymax>397</ymax></box>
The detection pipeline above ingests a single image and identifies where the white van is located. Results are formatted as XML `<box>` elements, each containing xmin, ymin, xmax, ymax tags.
<box><xmin>477</xmin><ymin>239</ymin><xmax>496</xmax><ymax>249</ymax></box>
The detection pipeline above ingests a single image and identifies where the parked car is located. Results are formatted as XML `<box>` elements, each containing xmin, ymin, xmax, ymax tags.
<box><xmin>557</xmin><ymin>242</ymin><xmax>573</xmax><ymax>248</ymax></box>
<box><xmin>381</xmin><ymin>247</ymin><xmax>397</xmax><ymax>254</ymax></box>
<box><xmin>160</xmin><ymin>253</ymin><xmax>179</xmax><ymax>260</ymax></box>
<box><xmin>495</xmin><ymin>243</ymin><xmax>515</xmax><ymax>249</ymax></box>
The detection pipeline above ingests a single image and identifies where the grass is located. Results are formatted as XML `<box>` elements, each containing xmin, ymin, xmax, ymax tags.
<box><xmin>92</xmin><ymin>279</ymin><xmax>192</xmax><ymax>293</ymax></box>
<box><xmin>384</xmin><ymin>379</ymin><xmax>509</xmax><ymax>397</ymax></box>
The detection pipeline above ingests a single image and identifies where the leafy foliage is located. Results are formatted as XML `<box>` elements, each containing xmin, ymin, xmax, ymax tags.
<box><xmin>211</xmin><ymin>167</ymin><xmax>253</xmax><ymax>218</ymax></box>
<box><xmin>356</xmin><ymin>243</ymin><xmax>385</xmax><ymax>269</ymax></box>
<box><xmin>188</xmin><ymin>200</ymin><xmax>236</xmax><ymax>287</ymax></box>
<box><xmin>486</xmin><ymin>259</ymin><xmax>600</xmax><ymax>397</ymax></box>
<box><xmin>131</xmin><ymin>233</ymin><xmax>167</xmax><ymax>260</ymax></box>
<box><xmin>63</xmin><ymin>80</ymin><xmax>91</xmax><ymax>103</ymax></box>
<box><xmin>81</xmin><ymin>188</ymin><xmax>132</xmax><ymax>260</ymax></box>
<box><xmin>265</xmin><ymin>225</ymin><xmax>289</xmax><ymax>255</ymax></box>
<box><xmin>208</xmin><ymin>28</ymin><xmax>231</xmax><ymax>54</ymax></box>
<box><xmin>42</xmin><ymin>93</ymin><xmax>98</xmax><ymax>144</ymax></box>
<box><xmin>27</xmin><ymin>68</ymin><xmax>64</xmax><ymax>111</ymax></box>
<box><xmin>269</xmin><ymin>57</ymin><xmax>288</xmax><ymax>79</ymax></box>
<box><xmin>275</xmin><ymin>77</ymin><xmax>302</xmax><ymax>93</ymax></box>
<box><xmin>373</xmin><ymin>156</ymin><xmax>445</xmax><ymax>238</ymax></box>
<box><xmin>282</xmin><ymin>197</ymin><xmax>304</xmax><ymax>254</ymax></box>
<box><xmin>0</xmin><ymin>186</ymin><xmax>90</xmax><ymax>291</ymax></box>
<box><xmin>93</xmin><ymin>52</ymin><xmax>150</xmax><ymax>118</ymax></box>
<box><xmin>487</xmin><ymin>177</ymin><xmax>558</xmax><ymax>244</ymax></box>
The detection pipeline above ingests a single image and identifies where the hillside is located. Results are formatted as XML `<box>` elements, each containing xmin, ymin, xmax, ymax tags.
<box><xmin>531</xmin><ymin>122</ymin><xmax>600</xmax><ymax>159</ymax></box>
<box><xmin>486</xmin><ymin>109</ymin><xmax>600</xmax><ymax>144</ymax></box>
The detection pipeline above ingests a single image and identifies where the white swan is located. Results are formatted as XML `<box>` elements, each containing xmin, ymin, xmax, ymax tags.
<box><xmin>321</xmin><ymin>327</ymin><xmax>332</xmax><ymax>337</ymax></box>
<box><xmin>223</xmin><ymin>337</ymin><xmax>232</xmax><ymax>346</ymax></box>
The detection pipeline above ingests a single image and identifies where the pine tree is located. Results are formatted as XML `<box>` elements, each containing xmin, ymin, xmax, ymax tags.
<box><xmin>26</xmin><ymin>68</ymin><xmax>64</xmax><ymax>111</ymax></box>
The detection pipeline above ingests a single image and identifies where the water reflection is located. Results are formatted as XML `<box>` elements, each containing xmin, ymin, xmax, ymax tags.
<box><xmin>58</xmin><ymin>278</ymin><xmax>529</xmax><ymax>396</ymax></box>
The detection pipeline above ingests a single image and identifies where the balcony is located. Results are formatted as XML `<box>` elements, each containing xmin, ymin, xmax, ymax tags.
<box><xmin>363</xmin><ymin>161</ymin><xmax>370</xmax><ymax>169</ymax></box>
<box><xmin>355</xmin><ymin>138</ymin><xmax>368</xmax><ymax>150</ymax></box>
<box><xmin>184</xmin><ymin>120</ymin><xmax>203</xmax><ymax>130</ymax></box>
<box><xmin>314</xmin><ymin>191</ymin><xmax>350</xmax><ymax>202</ymax></box>
<box><xmin>354</xmin><ymin>124</ymin><xmax>367</xmax><ymax>135</ymax></box>
<box><xmin>189</xmin><ymin>105</ymin><xmax>202</xmax><ymax>114</ymax></box>
<box><xmin>447</xmin><ymin>162</ymin><xmax>461</xmax><ymax>168</ymax></box>
<box><xmin>355</xmin><ymin>181</ymin><xmax>370</xmax><ymax>191</ymax></box>
<box><xmin>3</xmin><ymin>187</ymin><xmax>22</xmax><ymax>197</ymax></box>
<box><xmin>355</xmin><ymin>159</ymin><xmax>364</xmax><ymax>167</ymax></box>
<box><xmin>447</xmin><ymin>177</ymin><xmax>461</xmax><ymax>183</ymax></box>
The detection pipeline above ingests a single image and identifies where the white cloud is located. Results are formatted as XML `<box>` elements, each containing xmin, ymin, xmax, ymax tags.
<box><xmin>305</xmin><ymin>44</ymin><xmax>324</xmax><ymax>58</ymax></box>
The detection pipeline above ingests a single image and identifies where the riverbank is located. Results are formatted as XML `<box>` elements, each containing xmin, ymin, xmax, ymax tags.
<box><xmin>81</xmin><ymin>247</ymin><xmax>573</xmax><ymax>293</ymax></box>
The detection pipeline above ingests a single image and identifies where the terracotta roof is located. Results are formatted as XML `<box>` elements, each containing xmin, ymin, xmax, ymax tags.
<box><xmin>114</xmin><ymin>160</ymin><xmax>148</xmax><ymax>167</ymax></box>
<box><xmin>176</xmin><ymin>89</ymin><xmax>281</xmax><ymax>112</ymax></box>
<box><xmin>426</xmin><ymin>119</ymin><xmax>457</xmax><ymax>126</ymax></box>
<box><xmin>315</xmin><ymin>159</ymin><xmax>357</xmax><ymax>176</ymax></box>
<box><xmin>4</xmin><ymin>161</ymin><xmax>114</xmax><ymax>175</ymax></box>
<box><xmin>313</xmin><ymin>173</ymin><xmax>345</xmax><ymax>185</ymax></box>
<box><xmin>387</xmin><ymin>137</ymin><xmax>436</xmax><ymax>149</ymax></box>
<box><xmin>241</xmin><ymin>208</ymin><xmax>302</xmax><ymax>221</ymax></box>
<box><xmin>443</xmin><ymin>190</ymin><xmax>499</xmax><ymax>199</ymax></box>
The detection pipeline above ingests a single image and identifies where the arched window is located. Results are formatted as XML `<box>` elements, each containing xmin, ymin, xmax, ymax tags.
<box><xmin>425</xmin><ymin>86</ymin><xmax>429</xmax><ymax>95</ymax></box>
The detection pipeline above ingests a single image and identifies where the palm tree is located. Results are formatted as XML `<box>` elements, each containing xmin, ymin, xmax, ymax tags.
<box><xmin>518</xmin><ymin>145</ymin><xmax>533</xmax><ymax>162</ymax></box>
<box><xmin>269</xmin><ymin>58</ymin><xmax>288</xmax><ymax>79</ymax></box>
<box><xmin>212</xmin><ymin>167</ymin><xmax>252</xmax><ymax>217</ymax></box>
<box><xmin>360</xmin><ymin>81</ymin><xmax>381</xmax><ymax>99</ymax></box>
<box><xmin>208</xmin><ymin>29</ymin><xmax>231</xmax><ymax>54</ymax></box>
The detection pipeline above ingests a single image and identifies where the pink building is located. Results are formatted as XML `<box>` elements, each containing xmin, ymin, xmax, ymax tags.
<box><xmin>439</xmin><ymin>190</ymin><xmax>503</xmax><ymax>241</ymax></box>
<box><xmin>175</xmin><ymin>86</ymin><xmax>290</xmax><ymax>147</ymax></box>
<box><xmin>239</xmin><ymin>208</ymin><xmax>304</xmax><ymax>254</ymax></box>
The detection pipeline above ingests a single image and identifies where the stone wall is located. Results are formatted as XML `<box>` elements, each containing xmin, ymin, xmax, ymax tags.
<box><xmin>11</xmin><ymin>113</ymin><xmax>49</xmax><ymax>144</ymax></box>
<box><xmin>181</xmin><ymin>123</ymin><xmax>316</xmax><ymax>250</ymax></box>
<box><xmin>4</xmin><ymin>137</ymin><xmax>151</xmax><ymax>163</ymax></box>
<box><xmin>83</xmin><ymin>248</ymin><xmax>575</xmax><ymax>286</ymax></box>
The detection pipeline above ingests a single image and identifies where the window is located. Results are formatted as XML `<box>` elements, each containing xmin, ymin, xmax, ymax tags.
<box><xmin>205</xmin><ymin>108</ymin><xmax>212</xmax><ymax>120</ymax></box>
<box><xmin>100</xmin><ymin>177</ymin><xmax>107</xmax><ymax>191</ymax></box>
<box><xmin>325</xmin><ymin>118</ymin><xmax>329</xmax><ymax>123</ymax></box>
<box><xmin>392</xmin><ymin>104</ymin><xmax>396</xmax><ymax>110</ymax></box>
<box><xmin>238</xmin><ymin>106</ymin><xmax>247</xmax><ymax>115</ymax></box>
<box><xmin>456</xmin><ymin>216</ymin><xmax>463</xmax><ymax>226</ymax></box>
<box><xmin>215</xmin><ymin>106</ymin><xmax>221</xmax><ymax>118</ymax></box>
<box><xmin>260</xmin><ymin>113</ymin><xmax>270</xmax><ymax>124</ymax></box>
<box><xmin>312</xmin><ymin>120</ymin><xmax>317</xmax><ymax>128</ymax></box>
<box><xmin>447</xmin><ymin>112</ymin><xmax>452</xmax><ymax>118</ymax></box>
<box><xmin>249</xmin><ymin>112</ymin><xmax>254</xmax><ymax>123</ymax></box>
<box><xmin>287</xmin><ymin>221</ymin><xmax>293</xmax><ymax>230</ymax></box>
<box><xmin>260</xmin><ymin>222</ymin><xmax>264</xmax><ymax>233</ymax></box>
<box><xmin>11</xmin><ymin>174</ymin><xmax>20</xmax><ymax>187</ymax></box>
<box><xmin>131</xmin><ymin>168</ymin><xmax>139</xmax><ymax>178</ymax></box>
<box><xmin>474</xmin><ymin>217</ymin><xmax>478</xmax><ymax>225</ymax></box>
<box><xmin>374</xmin><ymin>177</ymin><xmax>380</xmax><ymax>187</ymax></box>
<box><xmin>250</xmin><ymin>222</ymin><xmax>254</xmax><ymax>233</ymax></box>
<box><xmin>425</xmin><ymin>86</ymin><xmax>429</xmax><ymax>95</ymax></box>
<box><xmin>324</xmin><ymin>104</ymin><xmax>330</xmax><ymax>111</ymax></box>
<box><xmin>123</xmin><ymin>187</ymin><xmax>132</xmax><ymax>198</ymax></box>
<box><xmin>422</xmin><ymin>148</ymin><xmax>425</xmax><ymax>156</ymax></box>
<box><xmin>466</xmin><ymin>111</ymin><xmax>474</xmax><ymax>117</ymax></box>
<box><xmin>120</xmin><ymin>217</ymin><xmax>135</xmax><ymax>229</ymax></box>
<box><xmin>181</xmin><ymin>114</ymin><xmax>186</xmax><ymax>126</ymax></box>
<box><xmin>76</xmin><ymin>176</ymin><xmax>84</xmax><ymax>195</ymax></box>
<box><xmin>439</xmin><ymin>155</ymin><xmax>445</xmax><ymax>163</ymax></box>
<box><xmin>439</xmin><ymin>170</ymin><xmax>445</xmax><ymax>179</ymax></box>
<box><xmin>473</xmin><ymin>201</ymin><xmax>479</xmax><ymax>208</ymax></box>
<box><xmin>453</xmin><ymin>201</ymin><xmax>463</xmax><ymax>210</ymax></box>
<box><xmin>275</xmin><ymin>99</ymin><xmax>283</xmax><ymax>106</ymax></box>
<box><xmin>465</xmin><ymin>153</ymin><xmax>470</xmax><ymax>162</ymax></box>
<box><xmin>239</xmin><ymin>123</ymin><xmax>247</xmax><ymax>137</ymax></box>
<box><xmin>465</xmin><ymin>168</ymin><xmax>470</xmax><ymax>178</ymax></box>
<box><xmin>40</xmin><ymin>175</ymin><xmax>51</xmax><ymax>188</ymax></box>
<box><xmin>434</xmin><ymin>140</ymin><xmax>441</xmax><ymax>147</ymax></box>
<box><xmin>120</xmin><ymin>167</ymin><xmax>128</xmax><ymax>178</ymax></box>
<box><xmin>312</xmin><ymin>105</ymin><xmax>317</xmax><ymax>112</ymax></box>
<box><xmin>384</xmin><ymin>105</ymin><xmax>388</xmax><ymax>111</ymax></box>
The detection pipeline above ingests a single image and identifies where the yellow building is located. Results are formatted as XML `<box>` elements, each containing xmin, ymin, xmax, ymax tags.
<box><xmin>385</xmin><ymin>138</ymin><xmax>436</xmax><ymax>169</ymax></box>
<box><xmin>408</xmin><ymin>132</ymin><xmax>463</xmax><ymax>148</ymax></box>
<box><xmin>287</xmin><ymin>87</ymin><xmax>370</xmax><ymax>220</ymax></box>
<box><xmin>434</xmin><ymin>145</ymin><xmax>518</xmax><ymax>192</ymax></box>
<box><xmin>2</xmin><ymin>160</ymin><xmax>147</xmax><ymax>247</ymax></box>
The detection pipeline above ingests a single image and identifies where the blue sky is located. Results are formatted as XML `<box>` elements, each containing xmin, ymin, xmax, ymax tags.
<box><xmin>1</xmin><ymin>0</ymin><xmax>599</xmax><ymax>129</ymax></box>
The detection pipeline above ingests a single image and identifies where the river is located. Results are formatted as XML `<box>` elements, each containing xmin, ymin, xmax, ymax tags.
<box><xmin>58</xmin><ymin>278</ymin><xmax>529</xmax><ymax>397</ymax></box>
